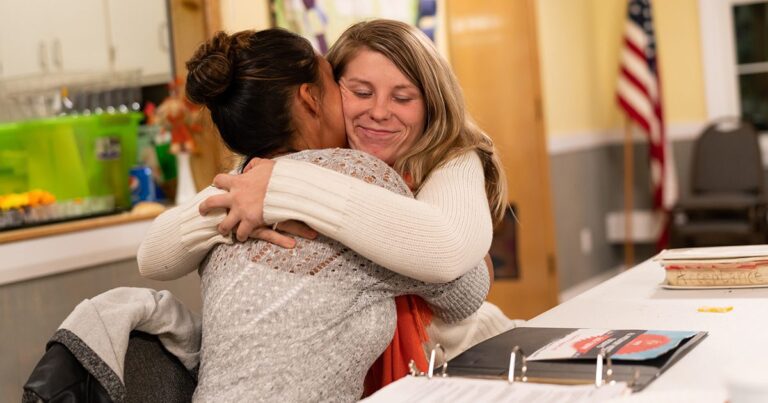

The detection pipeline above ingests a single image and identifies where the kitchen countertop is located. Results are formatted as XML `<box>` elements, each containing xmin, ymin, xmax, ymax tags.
<box><xmin>0</xmin><ymin>208</ymin><xmax>163</xmax><ymax>286</ymax></box>
<box><xmin>0</xmin><ymin>209</ymin><xmax>161</xmax><ymax>244</ymax></box>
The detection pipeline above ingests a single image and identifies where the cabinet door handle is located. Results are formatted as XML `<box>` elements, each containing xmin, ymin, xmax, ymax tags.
<box><xmin>52</xmin><ymin>39</ymin><xmax>63</xmax><ymax>71</ymax></box>
<box><xmin>159</xmin><ymin>22</ymin><xmax>170</xmax><ymax>52</ymax></box>
<box><xmin>38</xmin><ymin>41</ymin><xmax>49</xmax><ymax>72</ymax></box>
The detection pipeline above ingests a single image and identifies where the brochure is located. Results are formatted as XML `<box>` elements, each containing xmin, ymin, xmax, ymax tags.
<box><xmin>527</xmin><ymin>329</ymin><xmax>699</xmax><ymax>361</ymax></box>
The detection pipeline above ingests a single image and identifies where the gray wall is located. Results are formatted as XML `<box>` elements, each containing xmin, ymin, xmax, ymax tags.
<box><xmin>0</xmin><ymin>259</ymin><xmax>201</xmax><ymax>402</ymax></box>
<box><xmin>549</xmin><ymin>138</ymin><xmax>696</xmax><ymax>292</ymax></box>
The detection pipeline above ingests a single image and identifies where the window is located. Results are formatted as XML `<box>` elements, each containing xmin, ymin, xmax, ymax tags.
<box><xmin>733</xmin><ymin>2</ymin><xmax>768</xmax><ymax>130</ymax></box>
<box><xmin>700</xmin><ymin>0</ymin><xmax>768</xmax><ymax>131</ymax></box>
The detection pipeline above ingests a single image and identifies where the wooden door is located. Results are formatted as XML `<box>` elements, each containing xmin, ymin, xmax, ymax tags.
<box><xmin>445</xmin><ymin>0</ymin><xmax>559</xmax><ymax>319</ymax></box>
<box><xmin>169</xmin><ymin>0</ymin><xmax>234</xmax><ymax>189</ymax></box>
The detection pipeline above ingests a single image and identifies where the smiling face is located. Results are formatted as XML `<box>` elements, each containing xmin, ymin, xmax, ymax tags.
<box><xmin>338</xmin><ymin>49</ymin><xmax>426</xmax><ymax>165</ymax></box>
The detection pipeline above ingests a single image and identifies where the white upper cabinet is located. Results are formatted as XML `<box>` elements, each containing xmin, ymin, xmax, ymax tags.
<box><xmin>0</xmin><ymin>0</ymin><xmax>110</xmax><ymax>79</ymax></box>
<box><xmin>0</xmin><ymin>0</ymin><xmax>171</xmax><ymax>83</ymax></box>
<box><xmin>107</xmin><ymin>0</ymin><xmax>172</xmax><ymax>84</ymax></box>
<box><xmin>0</xmin><ymin>3</ymin><xmax>4</xmax><ymax>78</ymax></box>
<box><xmin>0</xmin><ymin>0</ymin><xmax>51</xmax><ymax>78</ymax></box>
<box><xmin>45</xmin><ymin>0</ymin><xmax>111</xmax><ymax>74</ymax></box>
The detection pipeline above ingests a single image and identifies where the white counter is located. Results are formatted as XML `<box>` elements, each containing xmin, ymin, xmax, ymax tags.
<box><xmin>526</xmin><ymin>258</ymin><xmax>768</xmax><ymax>401</ymax></box>
<box><xmin>0</xmin><ymin>219</ymin><xmax>153</xmax><ymax>286</ymax></box>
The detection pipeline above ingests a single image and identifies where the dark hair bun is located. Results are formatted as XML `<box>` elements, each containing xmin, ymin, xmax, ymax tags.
<box><xmin>186</xmin><ymin>31</ymin><xmax>236</xmax><ymax>105</ymax></box>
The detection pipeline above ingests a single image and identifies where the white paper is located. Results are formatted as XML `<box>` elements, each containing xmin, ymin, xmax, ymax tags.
<box><xmin>527</xmin><ymin>329</ymin><xmax>608</xmax><ymax>361</ymax></box>
<box><xmin>660</xmin><ymin>282</ymin><xmax>768</xmax><ymax>290</ymax></box>
<box><xmin>362</xmin><ymin>376</ymin><xmax>631</xmax><ymax>403</ymax></box>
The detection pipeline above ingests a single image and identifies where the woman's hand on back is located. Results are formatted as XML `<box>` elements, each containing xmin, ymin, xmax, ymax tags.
<box><xmin>250</xmin><ymin>220</ymin><xmax>318</xmax><ymax>248</ymax></box>
<box><xmin>199</xmin><ymin>158</ymin><xmax>275</xmax><ymax>241</ymax></box>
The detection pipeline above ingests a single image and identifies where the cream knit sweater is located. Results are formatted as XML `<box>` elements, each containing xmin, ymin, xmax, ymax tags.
<box><xmin>138</xmin><ymin>150</ymin><xmax>492</xmax><ymax>283</ymax></box>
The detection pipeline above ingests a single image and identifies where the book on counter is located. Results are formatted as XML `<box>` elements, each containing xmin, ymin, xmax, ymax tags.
<box><xmin>655</xmin><ymin>244</ymin><xmax>768</xmax><ymax>288</ymax></box>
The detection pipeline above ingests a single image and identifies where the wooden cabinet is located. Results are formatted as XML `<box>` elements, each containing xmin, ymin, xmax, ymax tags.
<box><xmin>107</xmin><ymin>0</ymin><xmax>173</xmax><ymax>85</ymax></box>
<box><xmin>446</xmin><ymin>0</ymin><xmax>560</xmax><ymax>319</ymax></box>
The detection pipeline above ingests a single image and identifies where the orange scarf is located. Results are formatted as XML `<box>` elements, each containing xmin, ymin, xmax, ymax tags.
<box><xmin>363</xmin><ymin>295</ymin><xmax>433</xmax><ymax>396</ymax></box>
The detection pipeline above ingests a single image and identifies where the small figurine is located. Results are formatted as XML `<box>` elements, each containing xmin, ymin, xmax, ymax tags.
<box><xmin>146</xmin><ymin>78</ymin><xmax>204</xmax><ymax>204</ymax></box>
<box><xmin>152</xmin><ymin>78</ymin><xmax>203</xmax><ymax>154</ymax></box>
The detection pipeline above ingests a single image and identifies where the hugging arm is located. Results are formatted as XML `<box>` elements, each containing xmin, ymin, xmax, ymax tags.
<box><xmin>385</xmin><ymin>259</ymin><xmax>491</xmax><ymax>324</ymax></box>
<box><xmin>141</xmin><ymin>150</ymin><xmax>493</xmax><ymax>284</ymax></box>
<box><xmin>137</xmin><ymin>182</ymin><xmax>314</xmax><ymax>280</ymax></box>
<box><xmin>261</xmin><ymin>151</ymin><xmax>493</xmax><ymax>283</ymax></box>
<box><xmin>137</xmin><ymin>186</ymin><xmax>231</xmax><ymax>280</ymax></box>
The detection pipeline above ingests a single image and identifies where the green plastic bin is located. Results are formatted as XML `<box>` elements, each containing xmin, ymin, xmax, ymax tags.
<box><xmin>18</xmin><ymin>112</ymin><xmax>142</xmax><ymax>209</ymax></box>
<box><xmin>0</xmin><ymin>123</ymin><xmax>28</xmax><ymax>195</ymax></box>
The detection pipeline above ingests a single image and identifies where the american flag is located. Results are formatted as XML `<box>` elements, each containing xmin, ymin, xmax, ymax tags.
<box><xmin>617</xmin><ymin>0</ymin><xmax>677</xmax><ymax>244</ymax></box>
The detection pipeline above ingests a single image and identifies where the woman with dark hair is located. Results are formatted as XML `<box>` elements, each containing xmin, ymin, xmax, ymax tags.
<box><xmin>185</xmin><ymin>28</ymin><xmax>347</xmax><ymax>165</ymax></box>
<box><xmin>140</xmin><ymin>28</ymin><xmax>489</xmax><ymax>401</ymax></box>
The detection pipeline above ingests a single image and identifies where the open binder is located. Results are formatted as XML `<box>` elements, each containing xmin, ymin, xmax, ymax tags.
<box><xmin>442</xmin><ymin>327</ymin><xmax>707</xmax><ymax>392</ymax></box>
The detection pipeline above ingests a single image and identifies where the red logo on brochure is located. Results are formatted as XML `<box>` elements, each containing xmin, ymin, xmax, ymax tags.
<box><xmin>616</xmin><ymin>334</ymin><xmax>670</xmax><ymax>354</ymax></box>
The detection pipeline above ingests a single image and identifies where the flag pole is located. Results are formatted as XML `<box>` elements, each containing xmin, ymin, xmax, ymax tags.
<box><xmin>624</xmin><ymin>115</ymin><xmax>635</xmax><ymax>268</ymax></box>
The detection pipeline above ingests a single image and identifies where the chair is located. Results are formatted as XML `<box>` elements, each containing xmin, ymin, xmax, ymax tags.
<box><xmin>23</xmin><ymin>331</ymin><xmax>197</xmax><ymax>403</ymax></box>
<box><xmin>670</xmin><ymin>119</ymin><xmax>768</xmax><ymax>247</ymax></box>
<box><xmin>23</xmin><ymin>287</ymin><xmax>200</xmax><ymax>402</ymax></box>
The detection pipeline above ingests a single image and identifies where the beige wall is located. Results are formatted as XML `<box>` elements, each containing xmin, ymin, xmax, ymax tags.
<box><xmin>219</xmin><ymin>0</ymin><xmax>452</xmax><ymax>56</ymax></box>
<box><xmin>536</xmin><ymin>0</ymin><xmax>707</xmax><ymax>137</ymax></box>
<box><xmin>654</xmin><ymin>0</ymin><xmax>707</xmax><ymax>123</ymax></box>
<box><xmin>220</xmin><ymin>0</ymin><xmax>271</xmax><ymax>32</ymax></box>
<box><xmin>214</xmin><ymin>0</ymin><xmax>708</xmax><ymax>137</ymax></box>
<box><xmin>536</xmin><ymin>0</ymin><xmax>599</xmax><ymax>133</ymax></box>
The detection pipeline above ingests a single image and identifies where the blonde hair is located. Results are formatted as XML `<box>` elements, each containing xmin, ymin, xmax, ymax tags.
<box><xmin>326</xmin><ymin>19</ymin><xmax>508</xmax><ymax>227</ymax></box>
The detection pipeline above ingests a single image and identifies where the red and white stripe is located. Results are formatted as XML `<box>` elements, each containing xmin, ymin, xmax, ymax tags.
<box><xmin>616</xmin><ymin>6</ymin><xmax>677</xmax><ymax>212</ymax></box>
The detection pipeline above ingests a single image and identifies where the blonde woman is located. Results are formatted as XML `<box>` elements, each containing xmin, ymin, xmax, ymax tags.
<box><xmin>202</xmin><ymin>20</ymin><xmax>507</xmax><ymax>283</ymax></box>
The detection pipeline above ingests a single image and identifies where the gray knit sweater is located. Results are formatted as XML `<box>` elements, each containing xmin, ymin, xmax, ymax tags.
<box><xmin>193</xmin><ymin>148</ymin><xmax>489</xmax><ymax>402</ymax></box>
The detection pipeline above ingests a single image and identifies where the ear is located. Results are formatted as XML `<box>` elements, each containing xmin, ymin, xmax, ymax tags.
<box><xmin>297</xmin><ymin>83</ymin><xmax>321</xmax><ymax>117</ymax></box>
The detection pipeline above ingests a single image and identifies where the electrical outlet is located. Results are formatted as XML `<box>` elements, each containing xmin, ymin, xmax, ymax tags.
<box><xmin>580</xmin><ymin>228</ymin><xmax>593</xmax><ymax>256</ymax></box>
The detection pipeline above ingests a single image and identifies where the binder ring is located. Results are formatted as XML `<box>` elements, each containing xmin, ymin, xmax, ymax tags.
<box><xmin>427</xmin><ymin>344</ymin><xmax>448</xmax><ymax>379</ymax></box>
<box><xmin>595</xmin><ymin>347</ymin><xmax>615</xmax><ymax>387</ymax></box>
<box><xmin>508</xmin><ymin>345</ymin><xmax>528</xmax><ymax>383</ymax></box>
<box><xmin>407</xmin><ymin>360</ymin><xmax>421</xmax><ymax>377</ymax></box>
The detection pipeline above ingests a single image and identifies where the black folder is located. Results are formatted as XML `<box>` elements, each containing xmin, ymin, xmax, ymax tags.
<box><xmin>446</xmin><ymin>327</ymin><xmax>707</xmax><ymax>392</ymax></box>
